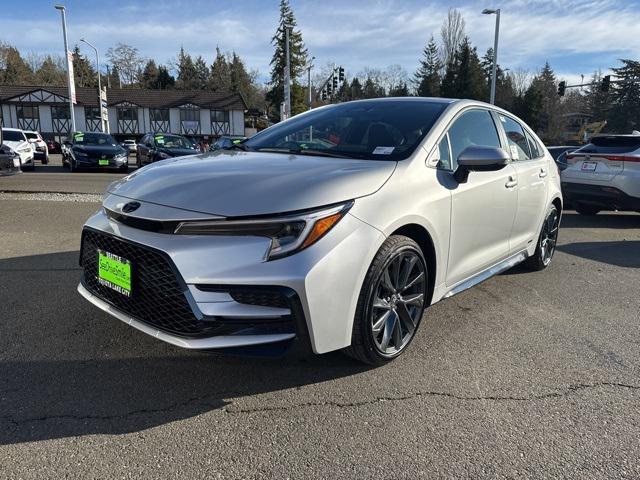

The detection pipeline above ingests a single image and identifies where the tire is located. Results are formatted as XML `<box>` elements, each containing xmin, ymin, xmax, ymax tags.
<box><xmin>69</xmin><ymin>159</ymin><xmax>76</xmax><ymax>173</ymax></box>
<box><xmin>344</xmin><ymin>235</ymin><xmax>428</xmax><ymax>366</ymax></box>
<box><xmin>136</xmin><ymin>153</ymin><xmax>141</xmax><ymax>168</ymax></box>
<box><xmin>120</xmin><ymin>164</ymin><xmax>129</xmax><ymax>174</ymax></box>
<box><xmin>42</xmin><ymin>155</ymin><xmax>49</xmax><ymax>165</ymax></box>
<box><xmin>525</xmin><ymin>204</ymin><xmax>560</xmax><ymax>271</ymax></box>
<box><xmin>575</xmin><ymin>204</ymin><xmax>600</xmax><ymax>215</ymax></box>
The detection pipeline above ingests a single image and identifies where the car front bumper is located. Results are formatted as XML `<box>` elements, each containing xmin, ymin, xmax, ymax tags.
<box><xmin>78</xmin><ymin>202</ymin><xmax>385</xmax><ymax>354</ymax></box>
<box><xmin>74</xmin><ymin>156</ymin><xmax>129</xmax><ymax>168</ymax></box>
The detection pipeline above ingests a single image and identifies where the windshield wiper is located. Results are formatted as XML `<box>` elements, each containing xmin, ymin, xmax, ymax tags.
<box><xmin>254</xmin><ymin>147</ymin><xmax>358</xmax><ymax>159</ymax></box>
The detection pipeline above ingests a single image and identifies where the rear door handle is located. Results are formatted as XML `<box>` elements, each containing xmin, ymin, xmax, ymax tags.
<box><xmin>505</xmin><ymin>176</ymin><xmax>518</xmax><ymax>188</ymax></box>
<box><xmin>539</xmin><ymin>169</ymin><xmax>548</xmax><ymax>178</ymax></box>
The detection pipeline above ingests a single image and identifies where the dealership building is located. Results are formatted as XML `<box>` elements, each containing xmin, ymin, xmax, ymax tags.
<box><xmin>0</xmin><ymin>85</ymin><xmax>247</xmax><ymax>142</ymax></box>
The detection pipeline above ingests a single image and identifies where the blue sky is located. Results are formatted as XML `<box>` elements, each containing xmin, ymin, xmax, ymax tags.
<box><xmin>4</xmin><ymin>0</ymin><xmax>640</xmax><ymax>86</ymax></box>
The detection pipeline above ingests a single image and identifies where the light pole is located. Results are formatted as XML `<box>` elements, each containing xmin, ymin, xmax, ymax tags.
<box><xmin>482</xmin><ymin>8</ymin><xmax>501</xmax><ymax>105</ymax></box>
<box><xmin>307</xmin><ymin>56</ymin><xmax>315</xmax><ymax>111</ymax></box>
<box><xmin>283</xmin><ymin>22</ymin><xmax>292</xmax><ymax>120</ymax></box>
<box><xmin>54</xmin><ymin>4</ymin><xmax>76</xmax><ymax>132</ymax></box>
<box><xmin>80</xmin><ymin>38</ymin><xmax>104</xmax><ymax>132</ymax></box>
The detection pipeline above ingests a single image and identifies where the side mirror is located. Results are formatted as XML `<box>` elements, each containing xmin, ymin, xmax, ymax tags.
<box><xmin>453</xmin><ymin>146</ymin><xmax>510</xmax><ymax>183</ymax></box>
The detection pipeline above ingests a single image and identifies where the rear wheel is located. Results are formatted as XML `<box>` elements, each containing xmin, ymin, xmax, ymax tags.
<box><xmin>525</xmin><ymin>204</ymin><xmax>560</xmax><ymax>271</ymax></box>
<box><xmin>575</xmin><ymin>204</ymin><xmax>600</xmax><ymax>215</ymax></box>
<box><xmin>344</xmin><ymin>235</ymin><xmax>428</xmax><ymax>365</ymax></box>
<box><xmin>42</xmin><ymin>155</ymin><xmax>49</xmax><ymax>165</ymax></box>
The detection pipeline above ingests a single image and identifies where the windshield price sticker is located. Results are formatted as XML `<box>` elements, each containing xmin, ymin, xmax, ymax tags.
<box><xmin>373</xmin><ymin>146</ymin><xmax>395</xmax><ymax>155</ymax></box>
<box><xmin>74</xmin><ymin>133</ymin><xmax>84</xmax><ymax>141</ymax></box>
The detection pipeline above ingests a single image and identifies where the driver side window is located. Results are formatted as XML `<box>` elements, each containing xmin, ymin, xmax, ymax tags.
<box><xmin>447</xmin><ymin>109</ymin><xmax>502</xmax><ymax>170</ymax></box>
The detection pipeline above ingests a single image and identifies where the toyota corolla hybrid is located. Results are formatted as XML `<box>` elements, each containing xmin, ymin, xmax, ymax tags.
<box><xmin>78</xmin><ymin>98</ymin><xmax>562</xmax><ymax>365</ymax></box>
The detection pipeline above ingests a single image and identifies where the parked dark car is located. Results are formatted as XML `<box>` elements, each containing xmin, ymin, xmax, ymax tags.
<box><xmin>210</xmin><ymin>135</ymin><xmax>247</xmax><ymax>151</ymax></box>
<box><xmin>63</xmin><ymin>132</ymin><xmax>129</xmax><ymax>173</ymax></box>
<box><xmin>547</xmin><ymin>145</ymin><xmax>576</xmax><ymax>171</ymax></box>
<box><xmin>46</xmin><ymin>139</ymin><xmax>61</xmax><ymax>154</ymax></box>
<box><xmin>136</xmin><ymin>133</ymin><xmax>198</xmax><ymax>167</ymax></box>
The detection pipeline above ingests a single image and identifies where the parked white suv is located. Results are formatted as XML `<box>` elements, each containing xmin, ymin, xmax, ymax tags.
<box><xmin>78</xmin><ymin>99</ymin><xmax>562</xmax><ymax>365</ymax></box>
<box><xmin>24</xmin><ymin>130</ymin><xmax>49</xmax><ymax>165</ymax></box>
<box><xmin>562</xmin><ymin>134</ymin><xmax>640</xmax><ymax>214</ymax></box>
<box><xmin>1</xmin><ymin>128</ymin><xmax>35</xmax><ymax>170</ymax></box>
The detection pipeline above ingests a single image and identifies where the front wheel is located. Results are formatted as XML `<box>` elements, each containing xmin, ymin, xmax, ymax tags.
<box><xmin>525</xmin><ymin>204</ymin><xmax>560</xmax><ymax>271</ymax></box>
<box><xmin>344</xmin><ymin>235</ymin><xmax>428</xmax><ymax>365</ymax></box>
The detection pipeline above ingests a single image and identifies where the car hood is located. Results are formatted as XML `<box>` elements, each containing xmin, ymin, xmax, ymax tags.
<box><xmin>4</xmin><ymin>140</ymin><xmax>28</xmax><ymax>151</ymax></box>
<box><xmin>74</xmin><ymin>145</ymin><xmax>125</xmax><ymax>155</ymax></box>
<box><xmin>159</xmin><ymin>147</ymin><xmax>198</xmax><ymax>157</ymax></box>
<box><xmin>107</xmin><ymin>150</ymin><xmax>397</xmax><ymax>217</ymax></box>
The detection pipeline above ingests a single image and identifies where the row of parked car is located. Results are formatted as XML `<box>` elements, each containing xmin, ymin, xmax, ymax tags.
<box><xmin>60</xmin><ymin>131</ymin><xmax>246</xmax><ymax>173</ymax></box>
<box><xmin>0</xmin><ymin>127</ymin><xmax>52</xmax><ymax>172</ymax></box>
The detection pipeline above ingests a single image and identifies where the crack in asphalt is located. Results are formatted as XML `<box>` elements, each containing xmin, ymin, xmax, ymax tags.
<box><xmin>1</xmin><ymin>382</ymin><xmax>638</xmax><ymax>427</ymax></box>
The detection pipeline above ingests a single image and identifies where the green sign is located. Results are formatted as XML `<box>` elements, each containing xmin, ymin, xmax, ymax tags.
<box><xmin>98</xmin><ymin>250</ymin><xmax>132</xmax><ymax>296</ymax></box>
<box><xmin>99</xmin><ymin>159</ymin><xmax>109</xmax><ymax>166</ymax></box>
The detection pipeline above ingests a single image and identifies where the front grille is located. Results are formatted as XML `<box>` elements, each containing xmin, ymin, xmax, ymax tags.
<box><xmin>80</xmin><ymin>228</ymin><xmax>214</xmax><ymax>337</ymax></box>
<box><xmin>230</xmin><ymin>291</ymin><xmax>289</xmax><ymax>309</ymax></box>
<box><xmin>86</xmin><ymin>152</ymin><xmax>114</xmax><ymax>159</ymax></box>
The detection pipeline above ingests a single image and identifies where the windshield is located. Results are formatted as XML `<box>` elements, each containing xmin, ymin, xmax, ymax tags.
<box><xmin>154</xmin><ymin>134</ymin><xmax>194</xmax><ymax>149</ymax></box>
<box><xmin>244</xmin><ymin>100</ymin><xmax>447</xmax><ymax>160</ymax></box>
<box><xmin>3</xmin><ymin>130</ymin><xmax>26</xmax><ymax>142</ymax></box>
<box><xmin>73</xmin><ymin>132</ymin><xmax>117</xmax><ymax>146</ymax></box>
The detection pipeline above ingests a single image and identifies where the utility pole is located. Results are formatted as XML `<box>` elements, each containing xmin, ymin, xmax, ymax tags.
<box><xmin>55</xmin><ymin>4</ymin><xmax>76</xmax><ymax>132</ymax></box>
<box><xmin>307</xmin><ymin>56</ymin><xmax>315</xmax><ymax>111</ymax></box>
<box><xmin>482</xmin><ymin>8</ymin><xmax>501</xmax><ymax>105</ymax></box>
<box><xmin>80</xmin><ymin>38</ymin><xmax>104</xmax><ymax>132</ymax></box>
<box><xmin>283</xmin><ymin>23</ymin><xmax>292</xmax><ymax>120</ymax></box>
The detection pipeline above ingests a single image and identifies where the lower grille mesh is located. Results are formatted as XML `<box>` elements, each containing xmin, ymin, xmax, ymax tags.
<box><xmin>80</xmin><ymin>228</ymin><xmax>214</xmax><ymax>337</ymax></box>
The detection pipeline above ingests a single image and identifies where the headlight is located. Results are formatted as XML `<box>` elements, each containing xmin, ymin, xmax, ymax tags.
<box><xmin>18</xmin><ymin>145</ymin><xmax>31</xmax><ymax>153</ymax></box>
<box><xmin>174</xmin><ymin>201</ymin><xmax>353</xmax><ymax>260</ymax></box>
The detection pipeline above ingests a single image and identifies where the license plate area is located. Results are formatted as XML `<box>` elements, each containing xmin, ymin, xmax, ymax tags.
<box><xmin>99</xmin><ymin>158</ymin><xmax>109</xmax><ymax>166</ymax></box>
<box><xmin>97</xmin><ymin>249</ymin><xmax>132</xmax><ymax>297</ymax></box>
<box><xmin>581</xmin><ymin>161</ymin><xmax>597</xmax><ymax>171</ymax></box>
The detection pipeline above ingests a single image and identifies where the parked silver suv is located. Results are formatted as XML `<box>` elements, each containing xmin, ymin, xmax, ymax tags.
<box><xmin>561</xmin><ymin>134</ymin><xmax>640</xmax><ymax>215</ymax></box>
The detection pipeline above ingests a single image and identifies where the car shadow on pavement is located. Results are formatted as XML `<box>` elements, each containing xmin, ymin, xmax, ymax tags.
<box><xmin>0</xmin><ymin>251</ymin><xmax>371</xmax><ymax>446</ymax></box>
<box><xmin>560</xmin><ymin>211</ymin><xmax>640</xmax><ymax>229</ymax></box>
<box><xmin>557</xmin><ymin>241</ymin><xmax>640</xmax><ymax>268</ymax></box>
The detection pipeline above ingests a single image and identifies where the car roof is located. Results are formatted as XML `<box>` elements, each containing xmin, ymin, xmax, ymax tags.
<box><xmin>2</xmin><ymin>127</ymin><xmax>23</xmax><ymax>132</ymax></box>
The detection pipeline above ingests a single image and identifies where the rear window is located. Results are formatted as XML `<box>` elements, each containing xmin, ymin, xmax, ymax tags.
<box><xmin>24</xmin><ymin>132</ymin><xmax>38</xmax><ymax>140</ymax></box>
<box><xmin>578</xmin><ymin>136</ymin><xmax>640</xmax><ymax>154</ymax></box>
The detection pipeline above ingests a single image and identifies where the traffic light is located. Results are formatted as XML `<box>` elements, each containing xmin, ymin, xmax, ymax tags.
<box><xmin>321</xmin><ymin>89</ymin><xmax>327</xmax><ymax>101</ymax></box>
<box><xmin>338</xmin><ymin>67</ymin><xmax>345</xmax><ymax>82</ymax></box>
<box><xmin>600</xmin><ymin>75</ymin><xmax>611</xmax><ymax>92</ymax></box>
<box><xmin>557</xmin><ymin>81</ymin><xmax>566</xmax><ymax>97</ymax></box>
<box><xmin>332</xmin><ymin>75</ymin><xmax>338</xmax><ymax>90</ymax></box>
<box><xmin>326</xmin><ymin>82</ymin><xmax>332</xmax><ymax>95</ymax></box>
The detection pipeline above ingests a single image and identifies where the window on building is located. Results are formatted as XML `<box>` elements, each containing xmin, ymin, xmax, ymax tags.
<box><xmin>117</xmin><ymin>105</ymin><xmax>139</xmax><ymax>134</ymax></box>
<box><xmin>180</xmin><ymin>107</ymin><xmax>200</xmax><ymax>134</ymax></box>
<box><xmin>84</xmin><ymin>106</ymin><xmax>102</xmax><ymax>132</ymax></box>
<box><xmin>16</xmin><ymin>104</ymin><xmax>40</xmax><ymax>131</ymax></box>
<box><xmin>211</xmin><ymin>110</ymin><xmax>230</xmax><ymax>136</ymax></box>
<box><xmin>51</xmin><ymin>106</ymin><xmax>71</xmax><ymax>119</ymax></box>
<box><xmin>150</xmin><ymin>108</ymin><xmax>169</xmax><ymax>122</ymax></box>
<box><xmin>117</xmin><ymin>107</ymin><xmax>138</xmax><ymax>121</ymax></box>
<box><xmin>211</xmin><ymin>110</ymin><xmax>229</xmax><ymax>123</ymax></box>
<box><xmin>51</xmin><ymin>105</ymin><xmax>71</xmax><ymax>134</ymax></box>
<box><xmin>85</xmin><ymin>107</ymin><xmax>100</xmax><ymax>119</ymax></box>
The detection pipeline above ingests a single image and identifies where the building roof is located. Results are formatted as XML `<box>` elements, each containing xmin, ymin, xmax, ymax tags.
<box><xmin>0</xmin><ymin>85</ymin><xmax>247</xmax><ymax>110</ymax></box>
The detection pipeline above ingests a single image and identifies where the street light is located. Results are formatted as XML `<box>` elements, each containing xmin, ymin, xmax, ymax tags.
<box><xmin>80</xmin><ymin>38</ymin><xmax>104</xmax><ymax>132</ymax></box>
<box><xmin>54</xmin><ymin>4</ymin><xmax>76</xmax><ymax>132</ymax></box>
<box><xmin>306</xmin><ymin>56</ymin><xmax>315</xmax><ymax>111</ymax></box>
<box><xmin>482</xmin><ymin>8</ymin><xmax>501</xmax><ymax>105</ymax></box>
<box><xmin>282</xmin><ymin>22</ymin><xmax>292</xmax><ymax>120</ymax></box>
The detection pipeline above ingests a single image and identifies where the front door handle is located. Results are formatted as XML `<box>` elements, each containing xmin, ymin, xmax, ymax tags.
<box><xmin>539</xmin><ymin>169</ymin><xmax>548</xmax><ymax>178</ymax></box>
<box><xmin>505</xmin><ymin>176</ymin><xmax>518</xmax><ymax>188</ymax></box>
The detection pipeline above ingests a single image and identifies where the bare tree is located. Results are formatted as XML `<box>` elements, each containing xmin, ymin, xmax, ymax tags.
<box><xmin>440</xmin><ymin>8</ymin><xmax>466</xmax><ymax>67</ymax></box>
<box><xmin>106</xmin><ymin>43</ymin><xmax>146</xmax><ymax>85</ymax></box>
<box><xmin>508</xmin><ymin>68</ymin><xmax>532</xmax><ymax>97</ymax></box>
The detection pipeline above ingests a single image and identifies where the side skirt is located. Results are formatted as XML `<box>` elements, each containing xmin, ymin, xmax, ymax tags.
<box><xmin>442</xmin><ymin>250</ymin><xmax>528</xmax><ymax>299</ymax></box>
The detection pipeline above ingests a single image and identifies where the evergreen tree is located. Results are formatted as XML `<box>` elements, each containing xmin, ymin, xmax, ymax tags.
<box><xmin>389</xmin><ymin>82</ymin><xmax>409</xmax><ymax>97</ymax></box>
<box><xmin>481</xmin><ymin>48</ymin><xmax>515</xmax><ymax>109</ymax></box>
<box><xmin>176</xmin><ymin>46</ymin><xmax>197</xmax><ymax>90</ymax></box>
<box><xmin>530</xmin><ymin>62</ymin><xmax>563</xmax><ymax>141</ymax></box>
<box><xmin>156</xmin><ymin>66</ymin><xmax>175</xmax><ymax>89</ymax></box>
<box><xmin>194</xmin><ymin>55</ymin><xmax>209</xmax><ymax>90</ymax></box>
<box><xmin>209</xmin><ymin>47</ymin><xmax>231</xmax><ymax>92</ymax></box>
<box><xmin>362</xmin><ymin>77</ymin><xmax>385</xmax><ymax>98</ymax></box>
<box><xmin>72</xmin><ymin>46</ymin><xmax>97</xmax><ymax>87</ymax></box>
<box><xmin>585</xmin><ymin>70</ymin><xmax>611</xmax><ymax>123</ymax></box>
<box><xmin>106</xmin><ymin>65</ymin><xmax>121</xmax><ymax>88</ymax></box>
<box><xmin>141</xmin><ymin>59</ymin><xmax>160</xmax><ymax>89</ymax></box>
<box><xmin>350</xmin><ymin>77</ymin><xmax>363</xmax><ymax>100</ymax></box>
<box><xmin>513</xmin><ymin>83</ymin><xmax>543</xmax><ymax>131</ymax></box>
<box><xmin>266</xmin><ymin>0</ymin><xmax>308</xmax><ymax>118</ymax></box>
<box><xmin>452</xmin><ymin>37</ymin><xmax>487</xmax><ymax>101</ymax></box>
<box><xmin>34</xmin><ymin>55</ymin><xmax>66</xmax><ymax>86</ymax></box>
<box><xmin>608</xmin><ymin>59</ymin><xmax>640</xmax><ymax>132</ymax></box>
<box><xmin>414</xmin><ymin>35</ymin><xmax>441</xmax><ymax>97</ymax></box>
<box><xmin>0</xmin><ymin>42</ymin><xmax>34</xmax><ymax>85</ymax></box>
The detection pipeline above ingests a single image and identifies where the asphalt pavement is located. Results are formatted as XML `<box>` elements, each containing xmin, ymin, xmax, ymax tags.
<box><xmin>1</xmin><ymin>176</ymin><xmax>639</xmax><ymax>479</ymax></box>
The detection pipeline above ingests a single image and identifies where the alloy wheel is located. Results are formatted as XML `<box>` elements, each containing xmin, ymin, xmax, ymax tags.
<box><xmin>540</xmin><ymin>208</ymin><xmax>559</xmax><ymax>266</ymax></box>
<box><xmin>370</xmin><ymin>250</ymin><xmax>426</xmax><ymax>356</ymax></box>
